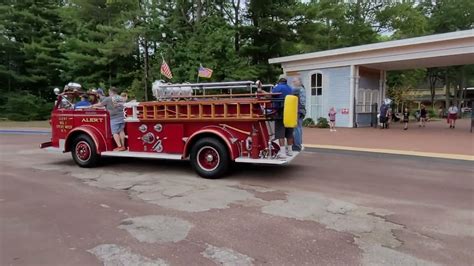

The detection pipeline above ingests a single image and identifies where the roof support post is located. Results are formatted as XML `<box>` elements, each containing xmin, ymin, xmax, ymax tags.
<box><xmin>380</xmin><ymin>69</ymin><xmax>386</xmax><ymax>103</ymax></box>
<box><xmin>349</xmin><ymin>65</ymin><xmax>358</xmax><ymax>127</ymax></box>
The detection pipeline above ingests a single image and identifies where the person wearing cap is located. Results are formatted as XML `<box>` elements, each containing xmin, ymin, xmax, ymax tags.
<box><xmin>271</xmin><ymin>78</ymin><xmax>294</xmax><ymax>158</ymax></box>
<box><xmin>96</xmin><ymin>88</ymin><xmax>106</xmax><ymax>102</ymax></box>
<box><xmin>93</xmin><ymin>87</ymin><xmax>126</xmax><ymax>151</ymax></box>
<box><xmin>75</xmin><ymin>94</ymin><xmax>91</xmax><ymax>109</ymax></box>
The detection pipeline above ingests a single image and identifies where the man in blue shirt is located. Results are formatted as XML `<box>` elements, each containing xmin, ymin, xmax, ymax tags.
<box><xmin>271</xmin><ymin>78</ymin><xmax>294</xmax><ymax>158</ymax></box>
<box><xmin>75</xmin><ymin>94</ymin><xmax>91</xmax><ymax>109</ymax></box>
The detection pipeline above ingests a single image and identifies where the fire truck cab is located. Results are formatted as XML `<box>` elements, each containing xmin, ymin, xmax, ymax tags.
<box><xmin>41</xmin><ymin>81</ymin><xmax>300</xmax><ymax>178</ymax></box>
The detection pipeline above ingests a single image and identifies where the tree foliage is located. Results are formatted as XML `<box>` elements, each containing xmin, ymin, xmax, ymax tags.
<box><xmin>0</xmin><ymin>0</ymin><xmax>473</xmax><ymax>116</ymax></box>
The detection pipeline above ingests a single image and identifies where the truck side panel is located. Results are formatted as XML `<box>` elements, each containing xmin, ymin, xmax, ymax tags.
<box><xmin>126</xmin><ymin>122</ymin><xmax>184</xmax><ymax>154</ymax></box>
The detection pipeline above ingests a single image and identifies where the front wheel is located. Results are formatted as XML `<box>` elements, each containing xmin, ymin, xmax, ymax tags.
<box><xmin>71</xmin><ymin>134</ymin><xmax>100</xmax><ymax>167</ymax></box>
<box><xmin>190</xmin><ymin>137</ymin><xmax>230</xmax><ymax>179</ymax></box>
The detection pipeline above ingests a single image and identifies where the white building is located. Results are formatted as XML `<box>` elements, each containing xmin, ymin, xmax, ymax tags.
<box><xmin>269</xmin><ymin>29</ymin><xmax>474</xmax><ymax>127</ymax></box>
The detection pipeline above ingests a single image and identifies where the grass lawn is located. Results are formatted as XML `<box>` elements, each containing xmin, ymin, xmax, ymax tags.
<box><xmin>0</xmin><ymin>120</ymin><xmax>50</xmax><ymax>128</ymax></box>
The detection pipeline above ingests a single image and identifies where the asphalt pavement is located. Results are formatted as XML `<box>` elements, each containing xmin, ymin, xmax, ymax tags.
<box><xmin>0</xmin><ymin>134</ymin><xmax>473</xmax><ymax>266</ymax></box>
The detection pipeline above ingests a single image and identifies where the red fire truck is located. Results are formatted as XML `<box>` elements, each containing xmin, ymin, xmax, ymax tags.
<box><xmin>40</xmin><ymin>81</ymin><xmax>300</xmax><ymax>178</ymax></box>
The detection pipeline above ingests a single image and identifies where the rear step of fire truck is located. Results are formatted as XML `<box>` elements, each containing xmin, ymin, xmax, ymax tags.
<box><xmin>99</xmin><ymin>150</ymin><xmax>300</xmax><ymax>165</ymax></box>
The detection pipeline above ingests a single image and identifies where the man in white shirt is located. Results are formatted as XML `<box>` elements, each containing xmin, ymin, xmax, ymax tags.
<box><xmin>447</xmin><ymin>103</ymin><xmax>459</xmax><ymax>129</ymax></box>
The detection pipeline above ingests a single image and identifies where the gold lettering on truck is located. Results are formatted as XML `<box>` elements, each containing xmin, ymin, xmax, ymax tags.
<box><xmin>82</xmin><ymin>118</ymin><xmax>104</xmax><ymax>123</ymax></box>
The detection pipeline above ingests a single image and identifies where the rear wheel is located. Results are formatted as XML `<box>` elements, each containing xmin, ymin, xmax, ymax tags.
<box><xmin>71</xmin><ymin>134</ymin><xmax>100</xmax><ymax>167</ymax></box>
<box><xmin>190</xmin><ymin>137</ymin><xmax>230</xmax><ymax>179</ymax></box>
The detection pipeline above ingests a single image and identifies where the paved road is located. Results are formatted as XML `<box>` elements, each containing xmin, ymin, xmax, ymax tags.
<box><xmin>1</xmin><ymin>135</ymin><xmax>473</xmax><ymax>266</ymax></box>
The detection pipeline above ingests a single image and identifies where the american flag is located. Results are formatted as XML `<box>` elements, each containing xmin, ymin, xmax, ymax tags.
<box><xmin>160</xmin><ymin>60</ymin><xmax>173</xmax><ymax>79</ymax></box>
<box><xmin>198</xmin><ymin>65</ymin><xmax>213</xmax><ymax>78</ymax></box>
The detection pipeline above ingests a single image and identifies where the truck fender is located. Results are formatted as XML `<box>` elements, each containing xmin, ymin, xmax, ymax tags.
<box><xmin>183</xmin><ymin>127</ymin><xmax>240</xmax><ymax>160</ymax></box>
<box><xmin>65</xmin><ymin>125</ymin><xmax>108</xmax><ymax>153</ymax></box>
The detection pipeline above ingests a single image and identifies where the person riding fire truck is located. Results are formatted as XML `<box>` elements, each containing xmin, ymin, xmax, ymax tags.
<box><xmin>40</xmin><ymin>81</ymin><xmax>300</xmax><ymax>178</ymax></box>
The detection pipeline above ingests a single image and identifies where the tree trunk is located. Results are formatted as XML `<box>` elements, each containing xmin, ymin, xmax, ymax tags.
<box><xmin>195</xmin><ymin>0</ymin><xmax>203</xmax><ymax>23</ymax></box>
<box><xmin>445</xmin><ymin>68</ymin><xmax>450</xmax><ymax>108</ymax></box>
<box><xmin>233</xmin><ymin>0</ymin><xmax>240</xmax><ymax>51</ymax></box>
<box><xmin>460</xmin><ymin>66</ymin><xmax>466</xmax><ymax>108</ymax></box>
<box><xmin>109</xmin><ymin>64</ymin><xmax>112</xmax><ymax>88</ymax></box>
<box><xmin>428</xmin><ymin>68</ymin><xmax>437</xmax><ymax>109</ymax></box>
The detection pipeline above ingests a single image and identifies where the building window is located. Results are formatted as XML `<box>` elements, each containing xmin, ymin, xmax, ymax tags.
<box><xmin>311</xmin><ymin>73</ymin><xmax>322</xmax><ymax>96</ymax></box>
<box><xmin>357</xmin><ymin>88</ymin><xmax>379</xmax><ymax>113</ymax></box>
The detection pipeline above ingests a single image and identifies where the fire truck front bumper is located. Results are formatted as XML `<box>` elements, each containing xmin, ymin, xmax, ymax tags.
<box><xmin>40</xmin><ymin>141</ymin><xmax>52</xmax><ymax>149</ymax></box>
<box><xmin>235</xmin><ymin>151</ymin><xmax>300</xmax><ymax>165</ymax></box>
<box><xmin>40</xmin><ymin>141</ymin><xmax>63</xmax><ymax>153</ymax></box>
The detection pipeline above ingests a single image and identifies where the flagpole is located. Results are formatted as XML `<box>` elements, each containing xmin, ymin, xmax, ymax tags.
<box><xmin>161</xmin><ymin>52</ymin><xmax>165</xmax><ymax>81</ymax></box>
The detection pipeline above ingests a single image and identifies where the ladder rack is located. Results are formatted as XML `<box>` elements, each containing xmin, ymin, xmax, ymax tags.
<box><xmin>125</xmin><ymin>98</ymin><xmax>275</xmax><ymax>122</ymax></box>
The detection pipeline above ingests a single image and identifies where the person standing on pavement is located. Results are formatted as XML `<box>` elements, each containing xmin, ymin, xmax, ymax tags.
<box><xmin>447</xmin><ymin>103</ymin><xmax>459</xmax><ymax>129</ymax></box>
<box><xmin>292</xmin><ymin>78</ymin><xmax>306</xmax><ymax>152</ymax></box>
<box><xmin>328</xmin><ymin>107</ymin><xmax>337</xmax><ymax>132</ymax></box>
<box><xmin>419</xmin><ymin>104</ymin><xmax>427</xmax><ymax>127</ymax></box>
<box><xmin>379</xmin><ymin>102</ymin><xmax>388</xmax><ymax>129</ymax></box>
<box><xmin>271</xmin><ymin>78</ymin><xmax>294</xmax><ymax>158</ymax></box>
<box><xmin>403</xmin><ymin>107</ymin><xmax>409</xmax><ymax>130</ymax></box>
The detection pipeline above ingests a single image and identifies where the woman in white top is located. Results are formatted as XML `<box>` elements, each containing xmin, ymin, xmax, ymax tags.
<box><xmin>447</xmin><ymin>104</ymin><xmax>459</xmax><ymax>129</ymax></box>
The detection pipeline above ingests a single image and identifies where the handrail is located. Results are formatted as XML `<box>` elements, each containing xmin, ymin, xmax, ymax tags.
<box><xmin>151</xmin><ymin>92</ymin><xmax>281</xmax><ymax>100</ymax></box>
<box><xmin>157</xmin><ymin>81</ymin><xmax>254</xmax><ymax>88</ymax></box>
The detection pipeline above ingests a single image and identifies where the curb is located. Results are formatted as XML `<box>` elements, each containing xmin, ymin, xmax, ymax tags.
<box><xmin>304</xmin><ymin>144</ymin><xmax>474</xmax><ymax>161</ymax></box>
<box><xmin>0</xmin><ymin>129</ymin><xmax>51</xmax><ymax>135</ymax></box>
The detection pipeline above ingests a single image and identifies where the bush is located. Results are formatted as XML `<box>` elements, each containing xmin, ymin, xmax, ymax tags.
<box><xmin>427</xmin><ymin>108</ymin><xmax>436</xmax><ymax>118</ymax></box>
<box><xmin>410</xmin><ymin>107</ymin><xmax>437</xmax><ymax>119</ymax></box>
<box><xmin>6</xmin><ymin>113</ymin><xmax>30</xmax><ymax>121</ymax></box>
<box><xmin>1</xmin><ymin>92</ymin><xmax>53</xmax><ymax>121</ymax></box>
<box><xmin>316</xmin><ymin>117</ymin><xmax>329</xmax><ymax>128</ymax></box>
<box><xmin>302</xmin><ymin>117</ymin><xmax>315</xmax><ymax>127</ymax></box>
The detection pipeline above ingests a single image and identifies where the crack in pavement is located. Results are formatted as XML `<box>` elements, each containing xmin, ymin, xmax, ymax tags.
<box><xmin>261</xmin><ymin>191</ymin><xmax>438</xmax><ymax>266</ymax></box>
<box><xmin>201</xmin><ymin>244</ymin><xmax>254</xmax><ymax>266</ymax></box>
<box><xmin>88</xmin><ymin>244</ymin><xmax>168</xmax><ymax>266</ymax></box>
<box><xmin>118</xmin><ymin>215</ymin><xmax>193</xmax><ymax>244</ymax></box>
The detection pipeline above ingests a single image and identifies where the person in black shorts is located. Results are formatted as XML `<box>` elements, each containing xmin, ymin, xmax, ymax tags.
<box><xmin>419</xmin><ymin>104</ymin><xmax>427</xmax><ymax>127</ymax></box>
<box><xmin>403</xmin><ymin>107</ymin><xmax>409</xmax><ymax>130</ymax></box>
<box><xmin>271</xmin><ymin>78</ymin><xmax>294</xmax><ymax>158</ymax></box>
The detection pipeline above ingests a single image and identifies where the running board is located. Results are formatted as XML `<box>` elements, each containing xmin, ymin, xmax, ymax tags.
<box><xmin>235</xmin><ymin>151</ymin><xmax>300</xmax><ymax>165</ymax></box>
<box><xmin>101</xmin><ymin>151</ymin><xmax>182</xmax><ymax>160</ymax></box>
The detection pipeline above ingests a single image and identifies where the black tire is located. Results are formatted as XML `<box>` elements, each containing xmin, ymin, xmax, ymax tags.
<box><xmin>190</xmin><ymin>137</ymin><xmax>230</xmax><ymax>179</ymax></box>
<box><xmin>71</xmin><ymin>134</ymin><xmax>100</xmax><ymax>168</ymax></box>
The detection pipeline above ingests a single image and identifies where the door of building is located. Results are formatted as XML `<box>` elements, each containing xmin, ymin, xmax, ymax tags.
<box><xmin>310</xmin><ymin>73</ymin><xmax>323</xmax><ymax>120</ymax></box>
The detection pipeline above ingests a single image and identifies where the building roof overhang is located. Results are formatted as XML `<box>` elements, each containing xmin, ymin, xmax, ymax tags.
<box><xmin>269</xmin><ymin>30</ymin><xmax>474</xmax><ymax>72</ymax></box>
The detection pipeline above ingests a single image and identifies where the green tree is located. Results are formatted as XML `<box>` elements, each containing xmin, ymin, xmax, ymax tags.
<box><xmin>240</xmin><ymin>0</ymin><xmax>299</xmax><ymax>82</ymax></box>
<box><xmin>0</xmin><ymin>0</ymin><xmax>63</xmax><ymax>96</ymax></box>
<box><xmin>387</xmin><ymin>69</ymin><xmax>426</xmax><ymax>110</ymax></box>
<box><xmin>376</xmin><ymin>2</ymin><xmax>429</xmax><ymax>38</ymax></box>
<box><xmin>423</xmin><ymin>0</ymin><xmax>474</xmax><ymax>33</ymax></box>
<box><xmin>60</xmin><ymin>0</ymin><xmax>139</xmax><ymax>89</ymax></box>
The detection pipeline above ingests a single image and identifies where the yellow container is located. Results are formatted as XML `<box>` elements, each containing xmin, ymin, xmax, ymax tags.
<box><xmin>283</xmin><ymin>95</ymin><xmax>298</xmax><ymax>128</ymax></box>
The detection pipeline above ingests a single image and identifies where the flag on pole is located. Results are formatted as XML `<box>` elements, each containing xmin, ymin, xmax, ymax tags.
<box><xmin>198</xmin><ymin>65</ymin><xmax>213</xmax><ymax>78</ymax></box>
<box><xmin>160</xmin><ymin>60</ymin><xmax>173</xmax><ymax>79</ymax></box>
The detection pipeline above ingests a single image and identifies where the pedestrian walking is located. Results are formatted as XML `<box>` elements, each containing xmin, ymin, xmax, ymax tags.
<box><xmin>380</xmin><ymin>102</ymin><xmax>389</xmax><ymax>129</ymax></box>
<box><xmin>403</xmin><ymin>108</ymin><xmax>409</xmax><ymax>130</ymax></box>
<box><xmin>419</xmin><ymin>104</ymin><xmax>427</xmax><ymax>127</ymax></box>
<box><xmin>328</xmin><ymin>107</ymin><xmax>337</xmax><ymax>132</ymax></box>
<box><xmin>447</xmin><ymin>103</ymin><xmax>459</xmax><ymax>129</ymax></box>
